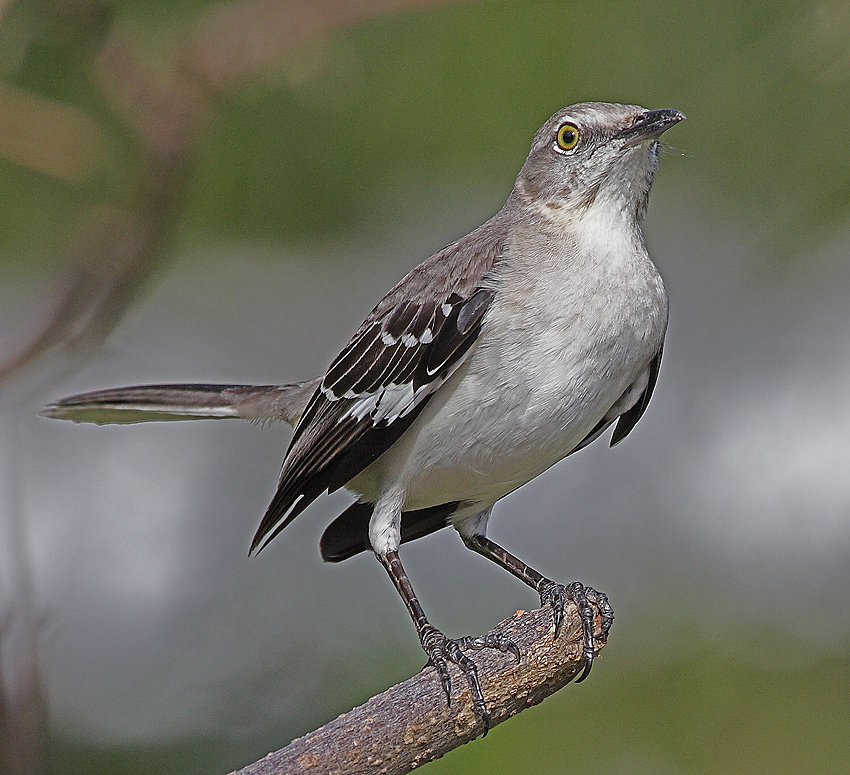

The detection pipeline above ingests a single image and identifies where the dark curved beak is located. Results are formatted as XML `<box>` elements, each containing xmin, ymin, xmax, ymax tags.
<box><xmin>618</xmin><ymin>109</ymin><xmax>685</xmax><ymax>145</ymax></box>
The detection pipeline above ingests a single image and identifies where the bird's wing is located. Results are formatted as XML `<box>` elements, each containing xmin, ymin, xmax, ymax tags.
<box><xmin>40</xmin><ymin>380</ymin><xmax>320</xmax><ymax>427</ymax></box>
<box><xmin>609</xmin><ymin>346</ymin><xmax>663</xmax><ymax>446</ymax></box>
<box><xmin>250</xmin><ymin>232</ymin><xmax>505</xmax><ymax>553</ymax></box>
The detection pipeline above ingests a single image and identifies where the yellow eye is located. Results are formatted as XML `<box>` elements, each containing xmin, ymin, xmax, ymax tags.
<box><xmin>556</xmin><ymin>122</ymin><xmax>580</xmax><ymax>151</ymax></box>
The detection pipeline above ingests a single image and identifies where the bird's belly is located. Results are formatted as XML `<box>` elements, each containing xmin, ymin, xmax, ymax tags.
<box><xmin>378</xmin><ymin>321</ymin><xmax>657</xmax><ymax>508</ymax></box>
<box><xmin>398</xmin><ymin>365</ymin><xmax>613</xmax><ymax>507</ymax></box>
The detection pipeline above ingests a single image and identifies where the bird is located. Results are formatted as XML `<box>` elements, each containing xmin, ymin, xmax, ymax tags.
<box><xmin>42</xmin><ymin>101</ymin><xmax>684</xmax><ymax>732</ymax></box>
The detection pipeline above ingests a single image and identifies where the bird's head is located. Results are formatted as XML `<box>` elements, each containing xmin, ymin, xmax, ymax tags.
<box><xmin>515</xmin><ymin>102</ymin><xmax>685</xmax><ymax>220</ymax></box>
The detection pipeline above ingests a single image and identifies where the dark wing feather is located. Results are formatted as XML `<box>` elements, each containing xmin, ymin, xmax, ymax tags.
<box><xmin>610</xmin><ymin>347</ymin><xmax>663</xmax><ymax>446</ymax></box>
<box><xmin>250</xmin><ymin>228</ymin><xmax>506</xmax><ymax>554</ymax></box>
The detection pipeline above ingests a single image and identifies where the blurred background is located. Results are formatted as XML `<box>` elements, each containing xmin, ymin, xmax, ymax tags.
<box><xmin>1</xmin><ymin>0</ymin><xmax>849</xmax><ymax>773</ymax></box>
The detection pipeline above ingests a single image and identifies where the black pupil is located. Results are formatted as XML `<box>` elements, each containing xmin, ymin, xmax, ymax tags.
<box><xmin>561</xmin><ymin>129</ymin><xmax>576</xmax><ymax>145</ymax></box>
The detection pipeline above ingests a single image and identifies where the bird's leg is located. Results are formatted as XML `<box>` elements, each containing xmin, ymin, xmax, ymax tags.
<box><xmin>377</xmin><ymin>549</ymin><xmax>519</xmax><ymax>733</ymax></box>
<box><xmin>460</xmin><ymin>534</ymin><xmax>614</xmax><ymax>682</ymax></box>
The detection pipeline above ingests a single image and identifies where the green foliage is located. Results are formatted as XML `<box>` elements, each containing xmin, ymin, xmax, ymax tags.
<box><xmin>432</xmin><ymin>646</ymin><xmax>850</xmax><ymax>774</ymax></box>
<box><xmin>3</xmin><ymin>0</ymin><xmax>850</xmax><ymax>250</ymax></box>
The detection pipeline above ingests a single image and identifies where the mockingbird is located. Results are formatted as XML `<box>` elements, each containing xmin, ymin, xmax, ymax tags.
<box><xmin>42</xmin><ymin>102</ymin><xmax>684</xmax><ymax>731</ymax></box>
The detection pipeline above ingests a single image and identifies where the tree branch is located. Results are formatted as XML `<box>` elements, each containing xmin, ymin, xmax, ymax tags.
<box><xmin>231</xmin><ymin>601</ymin><xmax>611</xmax><ymax>775</ymax></box>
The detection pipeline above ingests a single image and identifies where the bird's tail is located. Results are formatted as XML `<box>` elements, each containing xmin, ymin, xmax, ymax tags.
<box><xmin>39</xmin><ymin>379</ymin><xmax>320</xmax><ymax>428</ymax></box>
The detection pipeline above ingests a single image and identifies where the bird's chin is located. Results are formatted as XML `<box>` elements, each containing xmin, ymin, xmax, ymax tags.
<box><xmin>621</xmin><ymin>134</ymin><xmax>662</xmax><ymax>151</ymax></box>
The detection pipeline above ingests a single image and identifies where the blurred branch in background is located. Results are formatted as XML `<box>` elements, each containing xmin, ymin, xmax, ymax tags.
<box><xmin>0</xmin><ymin>80</ymin><xmax>109</xmax><ymax>181</ymax></box>
<box><xmin>0</xmin><ymin>5</ymin><xmax>203</xmax><ymax>381</ymax></box>
<box><xmin>231</xmin><ymin>604</ymin><xmax>609</xmax><ymax>775</ymax></box>
<box><xmin>0</xmin><ymin>0</ymin><xmax>458</xmax><ymax>380</ymax></box>
<box><xmin>0</xmin><ymin>1</ymin><xmax>457</xmax><ymax>773</ymax></box>
<box><xmin>0</xmin><ymin>609</ymin><xmax>47</xmax><ymax>775</ymax></box>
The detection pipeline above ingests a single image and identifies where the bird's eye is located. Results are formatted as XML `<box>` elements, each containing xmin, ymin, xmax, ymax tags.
<box><xmin>556</xmin><ymin>123</ymin><xmax>580</xmax><ymax>151</ymax></box>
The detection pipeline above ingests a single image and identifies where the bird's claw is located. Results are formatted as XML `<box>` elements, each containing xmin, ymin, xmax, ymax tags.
<box><xmin>455</xmin><ymin>631</ymin><xmax>522</xmax><ymax>662</ymax></box>
<box><xmin>538</xmin><ymin>580</ymin><xmax>614</xmax><ymax>682</ymax></box>
<box><xmin>419</xmin><ymin>625</ymin><xmax>519</xmax><ymax>734</ymax></box>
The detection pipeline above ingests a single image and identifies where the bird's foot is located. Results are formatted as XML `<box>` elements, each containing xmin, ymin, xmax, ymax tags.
<box><xmin>538</xmin><ymin>580</ymin><xmax>614</xmax><ymax>682</ymax></box>
<box><xmin>419</xmin><ymin>624</ymin><xmax>520</xmax><ymax>734</ymax></box>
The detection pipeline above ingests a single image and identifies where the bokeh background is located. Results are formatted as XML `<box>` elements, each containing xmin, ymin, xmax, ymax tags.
<box><xmin>2</xmin><ymin>1</ymin><xmax>849</xmax><ymax>773</ymax></box>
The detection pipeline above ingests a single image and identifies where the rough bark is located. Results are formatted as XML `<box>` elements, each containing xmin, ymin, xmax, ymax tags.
<box><xmin>232</xmin><ymin>601</ymin><xmax>610</xmax><ymax>775</ymax></box>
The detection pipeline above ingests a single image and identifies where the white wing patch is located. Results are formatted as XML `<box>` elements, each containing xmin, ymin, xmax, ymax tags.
<box><xmin>315</xmin><ymin>291</ymin><xmax>495</xmax><ymax>431</ymax></box>
<box><xmin>342</xmin><ymin>377</ymin><xmax>447</xmax><ymax>425</ymax></box>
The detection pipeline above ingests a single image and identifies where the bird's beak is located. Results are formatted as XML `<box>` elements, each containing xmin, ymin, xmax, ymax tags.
<box><xmin>618</xmin><ymin>109</ymin><xmax>685</xmax><ymax>146</ymax></box>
